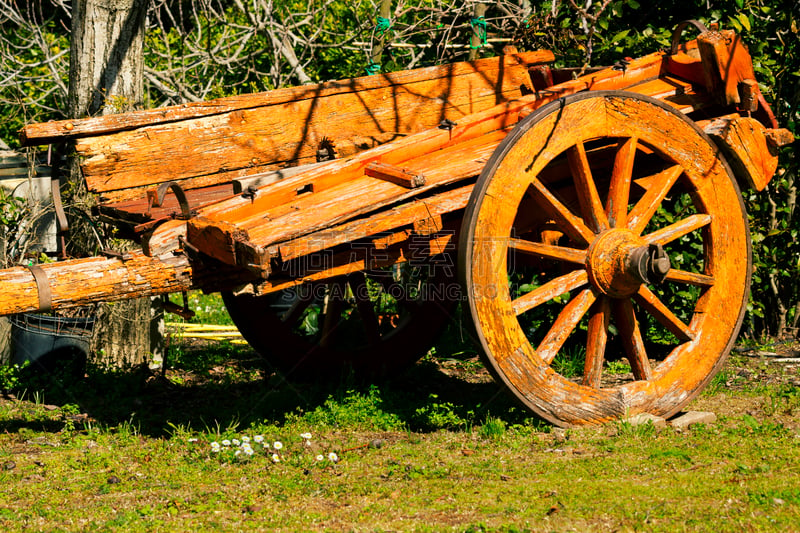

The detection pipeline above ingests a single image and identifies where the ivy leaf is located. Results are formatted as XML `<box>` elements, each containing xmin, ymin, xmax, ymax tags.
<box><xmin>611</xmin><ymin>30</ymin><xmax>630</xmax><ymax>44</ymax></box>
<box><xmin>738</xmin><ymin>13</ymin><xmax>751</xmax><ymax>32</ymax></box>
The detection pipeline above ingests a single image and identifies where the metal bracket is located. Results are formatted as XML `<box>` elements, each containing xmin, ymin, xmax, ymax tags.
<box><xmin>48</xmin><ymin>144</ymin><xmax>70</xmax><ymax>259</ymax></box>
<box><xmin>438</xmin><ymin>118</ymin><xmax>457</xmax><ymax>130</ymax></box>
<box><xmin>178</xmin><ymin>234</ymin><xmax>201</xmax><ymax>261</ymax></box>
<box><xmin>241</xmin><ymin>185</ymin><xmax>258</xmax><ymax>201</ymax></box>
<box><xmin>25</xmin><ymin>264</ymin><xmax>52</xmax><ymax>313</ymax></box>
<box><xmin>161</xmin><ymin>292</ymin><xmax>195</xmax><ymax>320</ymax></box>
<box><xmin>147</xmin><ymin>181</ymin><xmax>194</xmax><ymax>220</ymax></box>
<box><xmin>102</xmin><ymin>248</ymin><xmax>133</xmax><ymax>261</ymax></box>
<box><xmin>670</xmin><ymin>20</ymin><xmax>709</xmax><ymax>56</ymax></box>
<box><xmin>316</xmin><ymin>137</ymin><xmax>337</xmax><ymax>162</ymax></box>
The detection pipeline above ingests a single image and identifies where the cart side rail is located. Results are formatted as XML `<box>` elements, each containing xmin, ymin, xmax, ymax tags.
<box><xmin>20</xmin><ymin>50</ymin><xmax>554</xmax><ymax>205</ymax></box>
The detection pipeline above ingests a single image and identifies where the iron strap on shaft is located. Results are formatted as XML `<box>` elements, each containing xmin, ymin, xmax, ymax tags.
<box><xmin>25</xmin><ymin>264</ymin><xmax>52</xmax><ymax>313</ymax></box>
<box><xmin>670</xmin><ymin>20</ymin><xmax>709</xmax><ymax>55</ymax></box>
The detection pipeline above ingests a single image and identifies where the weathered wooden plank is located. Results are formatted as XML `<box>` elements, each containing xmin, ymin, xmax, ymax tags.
<box><xmin>627</xmin><ymin>76</ymin><xmax>705</xmax><ymax>113</ymax></box>
<box><xmin>365</xmin><ymin>161</ymin><xmax>425</xmax><ymax>188</ymax></box>
<box><xmin>21</xmin><ymin>51</ymin><xmax>554</xmax><ymax>145</ymax></box>
<box><xmin>697</xmin><ymin>29</ymin><xmax>758</xmax><ymax>107</ymax></box>
<box><xmin>507</xmin><ymin>238</ymin><xmax>586</xmax><ymax>265</ymax></box>
<box><xmin>184</xmin><ymin>51</ymin><xmax>675</xmax><ymax>268</ymax></box>
<box><xmin>703</xmin><ymin>116</ymin><xmax>786</xmax><ymax>191</ymax></box>
<box><xmin>238</xmin><ymin>129</ymin><xmax>507</xmax><ymax>247</ymax></box>
<box><xmin>0</xmin><ymin>252</ymin><xmax>193</xmax><ymax>316</ymax></box>
<box><xmin>272</xmin><ymin>185</ymin><xmax>473</xmax><ymax>262</ymax></box>
<box><xmin>231</xmin><ymin>161</ymin><xmax>325</xmax><ymax>194</ymax></box>
<box><xmin>51</xmin><ymin>53</ymin><xmax>549</xmax><ymax>202</ymax></box>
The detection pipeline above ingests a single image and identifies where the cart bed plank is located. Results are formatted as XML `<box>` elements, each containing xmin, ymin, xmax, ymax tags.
<box><xmin>31</xmin><ymin>51</ymin><xmax>553</xmax><ymax>204</ymax></box>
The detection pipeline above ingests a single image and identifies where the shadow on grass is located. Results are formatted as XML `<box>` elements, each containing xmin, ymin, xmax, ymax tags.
<box><xmin>2</xmin><ymin>340</ymin><xmax>544</xmax><ymax>437</ymax></box>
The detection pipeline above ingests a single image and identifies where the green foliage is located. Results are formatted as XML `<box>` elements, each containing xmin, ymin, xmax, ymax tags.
<box><xmin>289</xmin><ymin>385</ymin><xmax>405</xmax><ymax>431</ymax></box>
<box><xmin>412</xmin><ymin>393</ymin><xmax>473</xmax><ymax>430</ymax></box>
<box><xmin>478</xmin><ymin>415</ymin><xmax>507</xmax><ymax>440</ymax></box>
<box><xmin>0</xmin><ymin>361</ymin><xmax>28</xmax><ymax>392</ymax></box>
<box><xmin>0</xmin><ymin>17</ymin><xmax>69</xmax><ymax>147</ymax></box>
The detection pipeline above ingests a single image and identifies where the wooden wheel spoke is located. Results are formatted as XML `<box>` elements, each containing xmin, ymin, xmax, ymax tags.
<box><xmin>529</xmin><ymin>178</ymin><xmax>596</xmax><ymax>246</ymax></box>
<box><xmin>665</xmin><ymin>268</ymin><xmax>715</xmax><ymax>287</ymax></box>
<box><xmin>634</xmin><ymin>285</ymin><xmax>694</xmax><ymax>342</ymax></box>
<box><xmin>644</xmin><ymin>214</ymin><xmax>712</xmax><ymax>246</ymax></box>
<box><xmin>583</xmin><ymin>297</ymin><xmax>611</xmax><ymax>388</ymax></box>
<box><xmin>281</xmin><ymin>289</ymin><xmax>315</xmax><ymax>325</ymax></box>
<box><xmin>606</xmin><ymin>137</ymin><xmax>637</xmax><ymax>228</ymax></box>
<box><xmin>348</xmin><ymin>272</ymin><xmax>382</xmax><ymax>346</ymax></box>
<box><xmin>537</xmin><ymin>288</ymin><xmax>596</xmax><ymax>364</ymax></box>
<box><xmin>627</xmin><ymin>164</ymin><xmax>684</xmax><ymax>235</ymax></box>
<box><xmin>512</xmin><ymin>270</ymin><xmax>588</xmax><ymax>316</ymax></box>
<box><xmin>508</xmin><ymin>237</ymin><xmax>586</xmax><ymax>265</ymax></box>
<box><xmin>613</xmin><ymin>299</ymin><xmax>652</xmax><ymax>380</ymax></box>
<box><xmin>567</xmin><ymin>143</ymin><xmax>609</xmax><ymax>232</ymax></box>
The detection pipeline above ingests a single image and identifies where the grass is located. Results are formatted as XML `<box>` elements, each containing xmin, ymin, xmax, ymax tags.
<box><xmin>0</xmin><ymin>291</ymin><xmax>798</xmax><ymax>531</ymax></box>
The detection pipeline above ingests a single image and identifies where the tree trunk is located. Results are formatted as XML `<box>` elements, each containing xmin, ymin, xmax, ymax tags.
<box><xmin>67</xmin><ymin>0</ymin><xmax>157</xmax><ymax>369</ymax></box>
<box><xmin>67</xmin><ymin>0</ymin><xmax>146</xmax><ymax>116</ymax></box>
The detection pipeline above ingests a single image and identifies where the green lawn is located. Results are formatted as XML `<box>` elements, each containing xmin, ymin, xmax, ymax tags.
<box><xmin>0</xmin><ymin>293</ymin><xmax>798</xmax><ymax>531</ymax></box>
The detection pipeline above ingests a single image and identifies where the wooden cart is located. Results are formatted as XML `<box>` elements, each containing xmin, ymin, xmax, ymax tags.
<box><xmin>4</xmin><ymin>22</ymin><xmax>794</xmax><ymax>426</ymax></box>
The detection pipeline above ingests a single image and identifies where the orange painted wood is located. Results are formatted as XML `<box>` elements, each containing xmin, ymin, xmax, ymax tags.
<box><xmin>606</xmin><ymin>137</ymin><xmax>637</xmax><ymax>228</ymax></box>
<box><xmin>663</xmin><ymin>268</ymin><xmax>715</xmax><ymax>287</ymax></box>
<box><xmin>511</xmin><ymin>270</ymin><xmax>588</xmax><ymax>316</ymax></box>
<box><xmin>30</xmin><ymin>52</ymin><xmax>553</xmax><ymax>203</ymax></box>
<box><xmin>365</xmin><ymin>161</ymin><xmax>425</xmax><ymax>188</ymax></box>
<box><xmin>461</xmin><ymin>93</ymin><xmax>752</xmax><ymax>426</ymax></box>
<box><xmin>697</xmin><ymin>29</ymin><xmax>758</xmax><ymax>106</ymax></box>
<box><xmin>703</xmin><ymin>116</ymin><xmax>783</xmax><ymax>191</ymax></box>
<box><xmin>583</xmin><ymin>297</ymin><xmax>611</xmax><ymax>388</ymax></box>
<box><xmin>0</xmin><ymin>252</ymin><xmax>193</xmax><ymax>316</ymax></box>
<box><xmin>188</xmin><ymin>128</ymin><xmax>509</xmax><ymax>267</ymax></box>
<box><xmin>21</xmin><ymin>51</ymin><xmax>553</xmax><ymax>145</ymax></box>
<box><xmin>507</xmin><ymin>238</ymin><xmax>586</xmax><ymax>265</ymax></box>
<box><xmin>567</xmin><ymin>143</ymin><xmax>609</xmax><ymax>232</ymax></box>
<box><xmin>644</xmin><ymin>214</ymin><xmax>712</xmax><ymax>246</ymax></box>
<box><xmin>665</xmin><ymin>47</ymin><xmax>706</xmax><ymax>85</ymax></box>
<box><xmin>271</xmin><ymin>185</ymin><xmax>472</xmax><ymax>262</ymax></box>
<box><xmin>537</xmin><ymin>288</ymin><xmax>596</xmax><ymax>364</ymax></box>
<box><xmin>613</xmin><ymin>299</ymin><xmax>652</xmax><ymax>380</ymax></box>
<box><xmin>633</xmin><ymin>285</ymin><xmax>694</xmax><ymax>342</ymax></box>
<box><xmin>626</xmin><ymin>76</ymin><xmax>706</xmax><ymax>113</ymax></box>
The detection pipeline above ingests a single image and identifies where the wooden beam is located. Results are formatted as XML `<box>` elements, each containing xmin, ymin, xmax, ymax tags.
<box><xmin>21</xmin><ymin>50</ymin><xmax>555</xmax><ymax>145</ymax></box>
<box><xmin>365</xmin><ymin>161</ymin><xmax>426</xmax><ymax>188</ymax></box>
<box><xmin>0</xmin><ymin>252</ymin><xmax>193</xmax><ymax>316</ymax></box>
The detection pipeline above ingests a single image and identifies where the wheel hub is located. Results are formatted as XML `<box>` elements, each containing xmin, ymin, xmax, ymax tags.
<box><xmin>585</xmin><ymin>229</ymin><xmax>671</xmax><ymax>297</ymax></box>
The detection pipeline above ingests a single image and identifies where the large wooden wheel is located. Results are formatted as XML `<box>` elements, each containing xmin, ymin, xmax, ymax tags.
<box><xmin>223</xmin><ymin>264</ymin><xmax>454</xmax><ymax>380</ymax></box>
<box><xmin>459</xmin><ymin>91</ymin><xmax>751</xmax><ymax>426</ymax></box>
